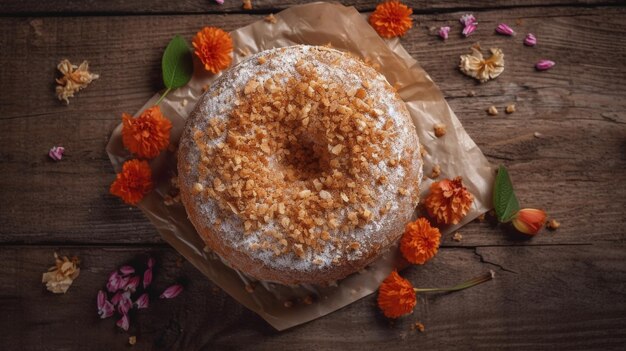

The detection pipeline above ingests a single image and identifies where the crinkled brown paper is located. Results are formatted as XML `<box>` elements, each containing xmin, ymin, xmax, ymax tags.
<box><xmin>106</xmin><ymin>2</ymin><xmax>495</xmax><ymax>330</ymax></box>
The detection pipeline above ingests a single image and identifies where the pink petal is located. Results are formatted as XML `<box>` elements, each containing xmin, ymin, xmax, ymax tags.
<box><xmin>117</xmin><ymin>275</ymin><xmax>130</xmax><ymax>291</ymax></box>
<box><xmin>111</xmin><ymin>291</ymin><xmax>123</xmax><ymax>306</ymax></box>
<box><xmin>459</xmin><ymin>14</ymin><xmax>476</xmax><ymax>26</ymax></box>
<box><xmin>99</xmin><ymin>300</ymin><xmax>115</xmax><ymax>319</ymax></box>
<box><xmin>143</xmin><ymin>268</ymin><xmax>153</xmax><ymax>289</ymax></box>
<box><xmin>524</xmin><ymin>33</ymin><xmax>537</xmax><ymax>46</ymax></box>
<box><xmin>147</xmin><ymin>257</ymin><xmax>155</xmax><ymax>268</ymax></box>
<box><xmin>160</xmin><ymin>284</ymin><xmax>183</xmax><ymax>299</ymax></box>
<box><xmin>215</xmin><ymin>0</ymin><xmax>224</xmax><ymax>4</ymax></box>
<box><xmin>48</xmin><ymin>146</ymin><xmax>65</xmax><ymax>161</ymax></box>
<box><xmin>119</xmin><ymin>265</ymin><xmax>135</xmax><ymax>276</ymax></box>
<box><xmin>438</xmin><ymin>26</ymin><xmax>450</xmax><ymax>40</ymax></box>
<box><xmin>535</xmin><ymin>60</ymin><xmax>555</xmax><ymax>71</ymax></box>
<box><xmin>97</xmin><ymin>290</ymin><xmax>106</xmax><ymax>310</ymax></box>
<box><xmin>117</xmin><ymin>292</ymin><xmax>133</xmax><ymax>314</ymax></box>
<box><xmin>134</xmin><ymin>293</ymin><xmax>150</xmax><ymax>309</ymax></box>
<box><xmin>495</xmin><ymin>23</ymin><xmax>516</xmax><ymax>36</ymax></box>
<box><xmin>106</xmin><ymin>271</ymin><xmax>121</xmax><ymax>292</ymax></box>
<box><xmin>462</xmin><ymin>22</ymin><xmax>477</xmax><ymax>37</ymax></box>
<box><xmin>125</xmin><ymin>276</ymin><xmax>140</xmax><ymax>293</ymax></box>
<box><xmin>116</xmin><ymin>314</ymin><xmax>130</xmax><ymax>331</ymax></box>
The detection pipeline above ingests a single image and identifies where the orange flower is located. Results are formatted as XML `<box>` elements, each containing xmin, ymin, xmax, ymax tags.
<box><xmin>424</xmin><ymin>177</ymin><xmax>474</xmax><ymax>225</ymax></box>
<box><xmin>369</xmin><ymin>1</ymin><xmax>413</xmax><ymax>38</ymax></box>
<box><xmin>192</xmin><ymin>27</ymin><xmax>233</xmax><ymax>74</ymax></box>
<box><xmin>512</xmin><ymin>208</ymin><xmax>547</xmax><ymax>235</ymax></box>
<box><xmin>377</xmin><ymin>270</ymin><xmax>416</xmax><ymax>318</ymax></box>
<box><xmin>400</xmin><ymin>218</ymin><xmax>441</xmax><ymax>264</ymax></box>
<box><xmin>122</xmin><ymin>106</ymin><xmax>172</xmax><ymax>159</ymax></box>
<box><xmin>110</xmin><ymin>159</ymin><xmax>153</xmax><ymax>205</ymax></box>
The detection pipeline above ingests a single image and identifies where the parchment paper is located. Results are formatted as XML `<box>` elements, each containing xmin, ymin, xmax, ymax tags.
<box><xmin>106</xmin><ymin>2</ymin><xmax>495</xmax><ymax>330</ymax></box>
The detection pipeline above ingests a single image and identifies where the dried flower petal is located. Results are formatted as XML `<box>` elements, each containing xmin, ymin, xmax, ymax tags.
<box><xmin>55</xmin><ymin>59</ymin><xmax>99</xmax><ymax>104</ymax></box>
<box><xmin>122</xmin><ymin>106</ymin><xmax>172</xmax><ymax>159</ymax></box>
<box><xmin>512</xmin><ymin>208</ymin><xmax>547</xmax><ymax>235</ymax></box>
<box><xmin>215</xmin><ymin>0</ymin><xmax>224</xmax><ymax>4</ymax></box>
<box><xmin>160</xmin><ymin>284</ymin><xmax>183</xmax><ymax>299</ymax></box>
<box><xmin>134</xmin><ymin>293</ymin><xmax>150</xmax><ymax>309</ymax></box>
<box><xmin>192</xmin><ymin>27</ymin><xmax>233</xmax><ymax>74</ymax></box>
<box><xmin>41</xmin><ymin>253</ymin><xmax>80</xmax><ymax>294</ymax></box>
<box><xmin>125</xmin><ymin>276</ymin><xmax>140</xmax><ymax>293</ymax></box>
<box><xmin>119</xmin><ymin>266</ymin><xmax>135</xmax><ymax>276</ymax></box>
<box><xmin>143</xmin><ymin>268</ymin><xmax>153</xmax><ymax>289</ymax></box>
<box><xmin>400</xmin><ymin>218</ymin><xmax>441</xmax><ymax>264</ymax></box>
<box><xmin>535</xmin><ymin>60</ymin><xmax>555</xmax><ymax>71</ymax></box>
<box><xmin>459</xmin><ymin>46</ymin><xmax>505</xmax><ymax>83</ymax></box>
<box><xmin>495</xmin><ymin>23</ymin><xmax>516</xmax><ymax>36</ymax></box>
<box><xmin>377</xmin><ymin>270</ymin><xmax>416</xmax><ymax>318</ymax></box>
<box><xmin>438</xmin><ymin>26</ymin><xmax>450</xmax><ymax>40</ymax></box>
<box><xmin>111</xmin><ymin>291</ymin><xmax>123</xmax><ymax>305</ymax></box>
<box><xmin>265</xmin><ymin>14</ymin><xmax>278</xmax><ymax>24</ymax></box>
<box><xmin>459</xmin><ymin>14</ymin><xmax>478</xmax><ymax>37</ymax></box>
<box><xmin>524</xmin><ymin>33</ymin><xmax>537</xmax><ymax>46</ymax></box>
<box><xmin>147</xmin><ymin>257</ymin><xmax>155</xmax><ymax>268</ymax></box>
<box><xmin>109</xmin><ymin>159</ymin><xmax>153</xmax><ymax>205</ymax></box>
<box><xmin>424</xmin><ymin>177</ymin><xmax>474</xmax><ymax>225</ymax></box>
<box><xmin>117</xmin><ymin>314</ymin><xmax>130</xmax><ymax>331</ymax></box>
<box><xmin>97</xmin><ymin>291</ymin><xmax>115</xmax><ymax>319</ymax></box>
<box><xmin>369</xmin><ymin>1</ymin><xmax>413</xmax><ymax>38</ymax></box>
<box><xmin>117</xmin><ymin>291</ymin><xmax>133</xmax><ymax>314</ymax></box>
<box><xmin>48</xmin><ymin>146</ymin><xmax>65</xmax><ymax>161</ymax></box>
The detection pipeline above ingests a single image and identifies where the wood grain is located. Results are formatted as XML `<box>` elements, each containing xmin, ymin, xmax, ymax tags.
<box><xmin>1</xmin><ymin>7</ymin><xmax>624</xmax><ymax>245</ymax></box>
<box><xmin>0</xmin><ymin>0</ymin><xmax>622</xmax><ymax>15</ymax></box>
<box><xmin>1</xmin><ymin>244</ymin><xmax>624</xmax><ymax>350</ymax></box>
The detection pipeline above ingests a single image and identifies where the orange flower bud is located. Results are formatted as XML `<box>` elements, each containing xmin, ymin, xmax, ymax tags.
<box><xmin>511</xmin><ymin>208</ymin><xmax>547</xmax><ymax>235</ymax></box>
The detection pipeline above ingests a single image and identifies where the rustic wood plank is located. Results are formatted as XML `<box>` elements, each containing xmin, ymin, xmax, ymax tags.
<box><xmin>1</xmin><ymin>7</ymin><xmax>625</xmax><ymax>245</ymax></box>
<box><xmin>0</xmin><ymin>0</ymin><xmax>621</xmax><ymax>15</ymax></box>
<box><xmin>1</xmin><ymin>244</ymin><xmax>624</xmax><ymax>350</ymax></box>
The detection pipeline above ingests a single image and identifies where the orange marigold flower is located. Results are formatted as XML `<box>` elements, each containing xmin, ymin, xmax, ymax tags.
<box><xmin>369</xmin><ymin>1</ymin><xmax>413</xmax><ymax>38</ymax></box>
<box><xmin>424</xmin><ymin>176</ymin><xmax>474</xmax><ymax>225</ymax></box>
<box><xmin>110</xmin><ymin>159</ymin><xmax>153</xmax><ymax>205</ymax></box>
<box><xmin>192</xmin><ymin>27</ymin><xmax>233</xmax><ymax>74</ymax></box>
<box><xmin>400</xmin><ymin>218</ymin><xmax>441</xmax><ymax>264</ymax></box>
<box><xmin>377</xmin><ymin>270</ymin><xmax>416</xmax><ymax>318</ymax></box>
<box><xmin>122</xmin><ymin>106</ymin><xmax>172</xmax><ymax>159</ymax></box>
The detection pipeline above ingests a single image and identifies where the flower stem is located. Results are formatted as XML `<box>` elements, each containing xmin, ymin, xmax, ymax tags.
<box><xmin>413</xmin><ymin>270</ymin><xmax>495</xmax><ymax>293</ymax></box>
<box><xmin>155</xmin><ymin>87</ymin><xmax>172</xmax><ymax>106</ymax></box>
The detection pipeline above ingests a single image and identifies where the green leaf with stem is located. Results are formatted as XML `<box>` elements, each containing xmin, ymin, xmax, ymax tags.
<box><xmin>159</xmin><ymin>35</ymin><xmax>193</xmax><ymax>104</ymax></box>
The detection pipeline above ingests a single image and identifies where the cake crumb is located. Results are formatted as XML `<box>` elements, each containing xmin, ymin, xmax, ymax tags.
<box><xmin>128</xmin><ymin>336</ymin><xmax>137</xmax><ymax>346</ymax></box>
<box><xmin>265</xmin><ymin>14</ymin><xmax>278</xmax><ymax>24</ymax></box>
<box><xmin>245</xmin><ymin>283</ymin><xmax>255</xmax><ymax>293</ymax></box>
<box><xmin>546</xmin><ymin>219</ymin><xmax>560</xmax><ymax>230</ymax></box>
<box><xmin>411</xmin><ymin>322</ymin><xmax>425</xmax><ymax>332</ymax></box>
<box><xmin>181</xmin><ymin>98</ymin><xmax>188</xmax><ymax>107</ymax></box>
<box><xmin>505</xmin><ymin>104</ymin><xmax>516</xmax><ymax>114</ymax></box>
<box><xmin>476</xmin><ymin>213</ymin><xmax>486</xmax><ymax>222</ymax></box>
<box><xmin>303</xmin><ymin>295</ymin><xmax>314</xmax><ymax>305</ymax></box>
<box><xmin>468</xmin><ymin>90</ymin><xmax>476</xmax><ymax>97</ymax></box>
<box><xmin>284</xmin><ymin>300</ymin><xmax>293</xmax><ymax>308</ymax></box>
<box><xmin>452</xmin><ymin>232</ymin><xmax>463</xmax><ymax>242</ymax></box>
<box><xmin>237</xmin><ymin>47</ymin><xmax>251</xmax><ymax>57</ymax></box>
<box><xmin>487</xmin><ymin>105</ymin><xmax>499</xmax><ymax>116</ymax></box>
<box><xmin>242</xmin><ymin>0</ymin><xmax>252</xmax><ymax>10</ymax></box>
<box><xmin>534</xmin><ymin>132</ymin><xmax>543</xmax><ymax>138</ymax></box>
<box><xmin>430</xmin><ymin>164</ymin><xmax>441</xmax><ymax>179</ymax></box>
<box><xmin>434</xmin><ymin>124</ymin><xmax>447</xmax><ymax>137</ymax></box>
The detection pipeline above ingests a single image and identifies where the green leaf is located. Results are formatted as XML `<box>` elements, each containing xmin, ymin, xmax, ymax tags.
<box><xmin>493</xmin><ymin>165</ymin><xmax>520</xmax><ymax>222</ymax></box>
<box><xmin>161</xmin><ymin>35</ymin><xmax>193</xmax><ymax>90</ymax></box>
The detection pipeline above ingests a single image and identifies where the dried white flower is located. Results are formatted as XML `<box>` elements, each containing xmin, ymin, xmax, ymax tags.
<box><xmin>41</xmin><ymin>252</ymin><xmax>80</xmax><ymax>294</ymax></box>
<box><xmin>55</xmin><ymin>59</ymin><xmax>99</xmax><ymax>104</ymax></box>
<box><xmin>459</xmin><ymin>46</ymin><xmax>504</xmax><ymax>83</ymax></box>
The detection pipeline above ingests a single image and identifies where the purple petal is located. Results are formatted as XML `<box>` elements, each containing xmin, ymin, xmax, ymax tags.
<box><xmin>160</xmin><ymin>284</ymin><xmax>183</xmax><ymax>299</ymax></box>
<box><xmin>98</xmin><ymin>300</ymin><xmax>115</xmax><ymax>319</ymax></box>
<box><xmin>438</xmin><ymin>26</ymin><xmax>450</xmax><ymax>40</ymax></box>
<box><xmin>111</xmin><ymin>292</ymin><xmax>123</xmax><ymax>306</ymax></box>
<box><xmin>116</xmin><ymin>314</ymin><xmax>130</xmax><ymax>331</ymax></box>
<box><xmin>535</xmin><ymin>60</ymin><xmax>555</xmax><ymax>71</ymax></box>
<box><xmin>462</xmin><ymin>23</ymin><xmax>477</xmax><ymax>37</ymax></box>
<box><xmin>147</xmin><ymin>257</ymin><xmax>155</xmax><ymax>268</ymax></box>
<box><xmin>97</xmin><ymin>290</ymin><xmax>106</xmax><ymax>311</ymax></box>
<box><xmin>495</xmin><ymin>23</ymin><xmax>515</xmax><ymax>36</ymax></box>
<box><xmin>106</xmin><ymin>271</ymin><xmax>121</xmax><ymax>293</ymax></box>
<box><xmin>119</xmin><ymin>265</ymin><xmax>135</xmax><ymax>276</ymax></box>
<box><xmin>117</xmin><ymin>292</ymin><xmax>132</xmax><ymax>314</ymax></box>
<box><xmin>117</xmin><ymin>275</ymin><xmax>130</xmax><ymax>291</ymax></box>
<box><xmin>48</xmin><ymin>146</ymin><xmax>65</xmax><ymax>161</ymax></box>
<box><xmin>143</xmin><ymin>268</ymin><xmax>153</xmax><ymax>289</ymax></box>
<box><xmin>134</xmin><ymin>293</ymin><xmax>150</xmax><ymax>309</ymax></box>
<box><xmin>125</xmin><ymin>276</ymin><xmax>140</xmax><ymax>293</ymax></box>
<box><xmin>215</xmin><ymin>0</ymin><xmax>224</xmax><ymax>4</ymax></box>
<box><xmin>524</xmin><ymin>33</ymin><xmax>537</xmax><ymax>46</ymax></box>
<box><xmin>459</xmin><ymin>14</ymin><xmax>476</xmax><ymax>26</ymax></box>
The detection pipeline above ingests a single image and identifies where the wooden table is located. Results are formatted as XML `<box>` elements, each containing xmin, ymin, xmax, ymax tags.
<box><xmin>1</xmin><ymin>1</ymin><xmax>625</xmax><ymax>349</ymax></box>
